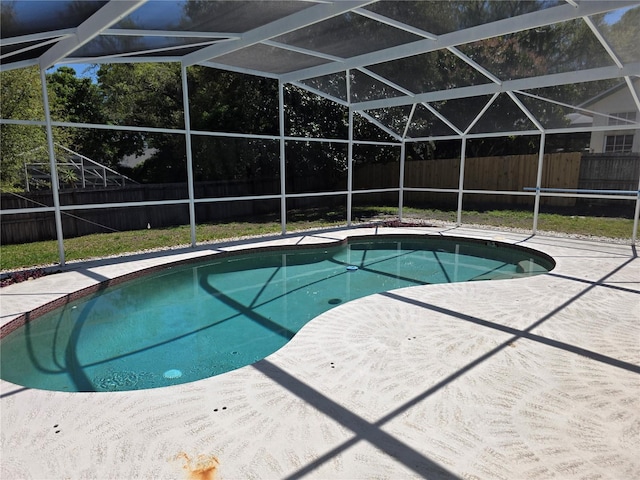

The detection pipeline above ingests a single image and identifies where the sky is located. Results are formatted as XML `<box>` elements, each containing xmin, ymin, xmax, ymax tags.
<box><xmin>50</xmin><ymin>63</ymin><xmax>98</xmax><ymax>82</ymax></box>
<box><xmin>603</xmin><ymin>6</ymin><xmax>634</xmax><ymax>24</ymax></box>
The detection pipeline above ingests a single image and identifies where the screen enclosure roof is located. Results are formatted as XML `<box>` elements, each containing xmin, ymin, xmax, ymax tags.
<box><xmin>1</xmin><ymin>0</ymin><xmax>639</xmax><ymax>140</ymax></box>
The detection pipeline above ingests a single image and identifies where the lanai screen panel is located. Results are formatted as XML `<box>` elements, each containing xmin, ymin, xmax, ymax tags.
<box><xmin>2</xmin><ymin>0</ymin><xmax>639</xmax><ymax>257</ymax></box>
<box><xmin>1</xmin><ymin>0</ymin><xmax>639</xmax><ymax>138</ymax></box>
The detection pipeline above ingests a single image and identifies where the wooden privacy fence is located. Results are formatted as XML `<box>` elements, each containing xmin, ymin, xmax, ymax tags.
<box><xmin>354</xmin><ymin>152</ymin><xmax>583</xmax><ymax>208</ymax></box>
<box><xmin>579</xmin><ymin>154</ymin><xmax>640</xmax><ymax>192</ymax></box>
<box><xmin>1</xmin><ymin>180</ymin><xmax>280</xmax><ymax>245</ymax></box>
<box><xmin>2</xmin><ymin>152</ymin><xmax>638</xmax><ymax>244</ymax></box>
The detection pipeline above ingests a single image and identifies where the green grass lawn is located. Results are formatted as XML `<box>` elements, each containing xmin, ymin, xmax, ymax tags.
<box><xmin>371</xmin><ymin>206</ymin><xmax>636</xmax><ymax>239</ymax></box>
<box><xmin>0</xmin><ymin>216</ymin><xmax>346</xmax><ymax>272</ymax></box>
<box><xmin>1</xmin><ymin>206</ymin><xmax>636</xmax><ymax>272</ymax></box>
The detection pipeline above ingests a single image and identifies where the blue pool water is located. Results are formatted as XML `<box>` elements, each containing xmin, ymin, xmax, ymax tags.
<box><xmin>0</xmin><ymin>236</ymin><xmax>553</xmax><ymax>392</ymax></box>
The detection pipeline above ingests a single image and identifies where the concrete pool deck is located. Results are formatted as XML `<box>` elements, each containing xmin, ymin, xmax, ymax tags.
<box><xmin>1</xmin><ymin>225</ymin><xmax>639</xmax><ymax>479</ymax></box>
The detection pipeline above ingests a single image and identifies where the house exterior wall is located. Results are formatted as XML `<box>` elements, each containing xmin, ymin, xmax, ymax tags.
<box><xmin>588</xmin><ymin>86</ymin><xmax>640</xmax><ymax>153</ymax></box>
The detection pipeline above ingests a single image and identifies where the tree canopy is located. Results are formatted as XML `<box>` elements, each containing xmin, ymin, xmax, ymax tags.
<box><xmin>0</xmin><ymin>67</ymin><xmax>46</xmax><ymax>191</ymax></box>
<box><xmin>1</xmin><ymin>2</ymin><xmax>636</xmax><ymax>191</ymax></box>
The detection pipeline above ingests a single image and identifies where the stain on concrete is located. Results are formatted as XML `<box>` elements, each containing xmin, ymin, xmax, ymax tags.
<box><xmin>175</xmin><ymin>452</ymin><xmax>219</xmax><ymax>480</ymax></box>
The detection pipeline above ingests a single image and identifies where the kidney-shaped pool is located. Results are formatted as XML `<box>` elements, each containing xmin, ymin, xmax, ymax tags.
<box><xmin>1</xmin><ymin>235</ymin><xmax>554</xmax><ymax>392</ymax></box>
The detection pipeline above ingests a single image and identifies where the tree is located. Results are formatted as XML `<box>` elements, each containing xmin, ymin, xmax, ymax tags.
<box><xmin>599</xmin><ymin>5</ymin><xmax>639</xmax><ymax>66</ymax></box>
<box><xmin>0</xmin><ymin>67</ymin><xmax>47</xmax><ymax>190</ymax></box>
<box><xmin>95</xmin><ymin>63</ymin><xmax>185</xmax><ymax>182</ymax></box>
<box><xmin>117</xmin><ymin>64</ymin><xmax>282</xmax><ymax>184</ymax></box>
<box><xmin>185</xmin><ymin>67</ymin><xmax>280</xmax><ymax>184</ymax></box>
<box><xmin>98</xmin><ymin>63</ymin><xmax>184</xmax><ymax>130</ymax></box>
<box><xmin>46</xmin><ymin>66</ymin><xmax>101</xmax><ymax>159</ymax></box>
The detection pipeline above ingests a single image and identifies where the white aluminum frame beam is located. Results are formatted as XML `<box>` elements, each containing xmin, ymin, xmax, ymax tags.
<box><xmin>0</xmin><ymin>58</ymin><xmax>39</xmax><ymax>72</ymax></box>
<box><xmin>357</xmin><ymin>111</ymin><xmax>403</xmax><ymax>142</ymax></box>
<box><xmin>633</xmin><ymin>175</ymin><xmax>640</xmax><ymax>244</ymax></box>
<box><xmin>198</xmin><ymin>60</ymin><xmax>282</xmax><ymax>79</ymax></box>
<box><xmin>0</xmin><ymin>35</ymin><xmax>73</xmax><ymax>62</ymax></box>
<box><xmin>419</xmin><ymin>102</ymin><xmax>464</xmax><ymax>136</ymax></box>
<box><xmin>582</xmin><ymin>16</ymin><xmax>624</xmax><ymax>69</ymax></box>
<box><xmin>398</xmin><ymin>141</ymin><xmax>406</xmax><ymax>222</ymax></box>
<box><xmin>181</xmin><ymin>66</ymin><xmax>197</xmax><ymax>247</ymax></box>
<box><xmin>40</xmin><ymin>66</ymin><xmax>65</xmax><ymax>265</ymax></box>
<box><xmin>8</xmin><ymin>188</ymin><xmax>636</xmax><ymax>215</ymax></box>
<box><xmin>357</xmin><ymin>66</ymin><xmax>413</xmax><ymax>96</ymax></box>
<box><xmin>516</xmin><ymin>88</ymin><xmax>640</xmax><ymax>126</ymax></box>
<box><xmin>182</xmin><ymin>1</ymin><xmax>373</xmax><ymax>67</ymax></box>
<box><xmin>105</xmin><ymin>29</ymin><xmax>240</xmax><ymax>39</ymax></box>
<box><xmin>39</xmin><ymin>0</ymin><xmax>148</xmax><ymax>69</ymax></box>
<box><xmin>456</xmin><ymin>138</ymin><xmax>467</xmax><ymax>226</ymax></box>
<box><xmin>354</xmin><ymin>63</ymin><xmax>640</xmax><ymax>111</ymax></box>
<box><xmin>316</xmin><ymin>8</ymin><xmax>507</xmax><ymax>133</ymax></box>
<box><xmin>71</xmin><ymin>40</ymin><xmax>222</xmax><ymax>63</ymax></box>
<box><xmin>625</xmin><ymin>77</ymin><xmax>640</xmax><ymax>113</ymax></box>
<box><xmin>405</xmin><ymin>123</ymin><xmax>640</xmax><ymax>142</ymax></box>
<box><xmin>0</xmin><ymin>117</ymin><xmax>409</xmax><ymax>145</ymax></box>
<box><xmin>353</xmin><ymin>7</ymin><xmax>437</xmax><ymax>40</ymax></box>
<box><xmin>279</xmin><ymin>80</ymin><xmax>287</xmax><ymax>234</ymax></box>
<box><xmin>262</xmin><ymin>39</ymin><xmax>345</xmax><ymax>63</ymax></box>
<box><xmin>532</xmin><ymin>133</ymin><xmax>546</xmax><ymax>233</ymax></box>
<box><xmin>0</xmin><ymin>29</ymin><xmax>76</xmax><ymax>47</ymax></box>
<box><xmin>282</xmin><ymin>1</ymin><xmax>635</xmax><ymax>83</ymax></box>
<box><xmin>4</xmin><ymin>112</ymin><xmax>635</xmax><ymax>142</ymax></box>
<box><xmin>507</xmin><ymin>91</ymin><xmax>544</xmax><ymax>132</ymax></box>
<box><xmin>62</xmin><ymin>56</ymin><xmax>189</xmax><ymax>65</ymax></box>
<box><xmin>446</xmin><ymin>46</ymin><xmax>503</xmax><ymax>85</ymax></box>
<box><xmin>402</xmin><ymin>104</ymin><xmax>417</xmax><ymax>140</ymax></box>
<box><xmin>464</xmin><ymin>93</ymin><xmax>499</xmax><ymax>135</ymax></box>
<box><xmin>199</xmin><ymin>40</ymin><xmax>345</xmax><ymax>83</ymax></box>
<box><xmin>289</xmin><ymin>81</ymin><xmax>350</xmax><ymax>107</ymax></box>
<box><xmin>347</xmin><ymin>108</ymin><xmax>354</xmax><ymax>225</ymax></box>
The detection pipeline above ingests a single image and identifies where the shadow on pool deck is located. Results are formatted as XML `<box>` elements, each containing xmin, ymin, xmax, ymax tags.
<box><xmin>1</xmin><ymin>227</ymin><xmax>638</xmax><ymax>479</ymax></box>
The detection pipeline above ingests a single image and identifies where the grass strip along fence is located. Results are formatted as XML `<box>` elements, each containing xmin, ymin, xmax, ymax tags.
<box><xmin>0</xmin><ymin>206</ymin><xmax>635</xmax><ymax>274</ymax></box>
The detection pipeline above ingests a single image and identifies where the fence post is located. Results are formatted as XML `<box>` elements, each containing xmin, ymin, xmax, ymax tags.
<box><xmin>24</xmin><ymin>162</ymin><xmax>30</xmax><ymax>192</ymax></box>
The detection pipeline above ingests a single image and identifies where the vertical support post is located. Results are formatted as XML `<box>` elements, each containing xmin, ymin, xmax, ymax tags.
<box><xmin>398</xmin><ymin>104</ymin><xmax>415</xmax><ymax>224</ymax></box>
<box><xmin>40</xmin><ymin>67</ymin><xmax>65</xmax><ymax>265</ymax></box>
<box><xmin>181</xmin><ymin>65</ymin><xmax>197</xmax><ymax>247</ymax></box>
<box><xmin>281</xmin><ymin>253</ymin><xmax>288</xmax><ymax>312</ymax></box>
<box><xmin>347</xmin><ymin>106</ymin><xmax>354</xmax><ymax>226</ymax></box>
<box><xmin>346</xmin><ymin>70</ymin><xmax>353</xmax><ymax>227</ymax></box>
<box><xmin>279</xmin><ymin>80</ymin><xmax>287</xmax><ymax>235</ymax></box>
<box><xmin>532</xmin><ymin>132</ymin><xmax>546</xmax><ymax>234</ymax></box>
<box><xmin>398</xmin><ymin>141</ymin><xmax>406</xmax><ymax>222</ymax></box>
<box><xmin>456</xmin><ymin>137</ymin><xmax>466</xmax><ymax>226</ymax></box>
<box><xmin>632</xmin><ymin>174</ymin><xmax>640</xmax><ymax>245</ymax></box>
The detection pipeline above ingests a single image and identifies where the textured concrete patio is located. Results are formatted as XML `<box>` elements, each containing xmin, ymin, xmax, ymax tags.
<box><xmin>1</xmin><ymin>226</ymin><xmax>639</xmax><ymax>479</ymax></box>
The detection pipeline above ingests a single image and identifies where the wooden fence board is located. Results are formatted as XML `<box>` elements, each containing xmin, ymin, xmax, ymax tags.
<box><xmin>2</xmin><ymin>152</ymin><xmax>635</xmax><ymax>244</ymax></box>
<box><xmin>355</xmin><ymin>152</ymin><xmax>583</xmax><ymax>208</ymax></box>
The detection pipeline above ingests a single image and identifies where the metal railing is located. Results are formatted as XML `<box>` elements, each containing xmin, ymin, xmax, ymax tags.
<box><xmin>24</xmin><ymin>144</ymin><xmax>136</xmax><ymax>191</ymax></box>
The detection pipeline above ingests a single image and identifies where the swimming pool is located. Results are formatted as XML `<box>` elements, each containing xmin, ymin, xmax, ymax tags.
<box><xmin>0</xmin><ymin>235</ymin><xmax>553</xmax><ymax>392</ymax></box>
